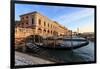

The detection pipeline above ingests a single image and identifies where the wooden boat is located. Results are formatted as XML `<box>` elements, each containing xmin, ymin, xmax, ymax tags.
<box><xmin>26</xmin><ymin>37</ymin><xmax>89</xmax><ymax>50</ymax></box>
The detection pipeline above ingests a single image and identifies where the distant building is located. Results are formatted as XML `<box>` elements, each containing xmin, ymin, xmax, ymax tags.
<box><xmin>72</xmin><ymin>32</ymin><xmax>77</xmax><ymax>36</ymax></box>
<box><xmin>15</xmin><ymin>11</ymin><xmax>71</xmax><ymax>39</ymax></box>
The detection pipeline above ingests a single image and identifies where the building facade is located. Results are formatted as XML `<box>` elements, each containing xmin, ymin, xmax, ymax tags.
<box><xmin>15</xmin><ymin>11</ymin><xmax>71</xmax><ymax>39</ymax></box>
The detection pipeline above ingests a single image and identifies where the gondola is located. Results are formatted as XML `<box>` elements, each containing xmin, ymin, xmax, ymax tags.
<box><xmin>30</xmin><ymin>38</ymin><xmax>89</xmax><ymax>50</ymax></box>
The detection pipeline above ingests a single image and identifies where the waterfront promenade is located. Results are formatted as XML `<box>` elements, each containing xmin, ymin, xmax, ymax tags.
<box><xmin>15</xmin><ymin>51</ymin><xmax>55</xmax><ymax>66</ymax></box>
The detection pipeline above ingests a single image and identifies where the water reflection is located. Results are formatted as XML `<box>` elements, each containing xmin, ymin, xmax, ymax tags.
<box><xmin>42</xmin><ymin>41</ymin><xmax>95</xmax><ymax>63</ymax></box>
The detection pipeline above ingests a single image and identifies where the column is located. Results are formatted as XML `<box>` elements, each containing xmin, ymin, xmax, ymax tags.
<box><xmin>34</xmin><ymin>13</ymin><xmax>38</xmax><ymax>34</ymax></box>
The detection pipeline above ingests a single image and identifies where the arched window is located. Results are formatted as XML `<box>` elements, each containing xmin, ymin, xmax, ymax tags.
<box><xmin>44</xmin><ymin>21</ymin><xmax>46</xmax><ymax>26</ymax></box>
<box><xmin>48</xmin><ymin>30</ymin><xmax>49</xmax><ymax>33</ymax></box>
<box><xmin>38</xmin><ymin>28</ymin><xmax>41</xmax><ymax>30</ymax></box>
<box><xmin>38</xmin><ymin>28</ymin><xmax>42</xmax><ymax>33</ymax></box>
<box><xmin>44</xmin><ymin>29</ymin><xmax>46</xmax><ymax>32</ymax></box>
<box><xmin>39</xmin><ymin>19</ymin><xmax>41</xmax><ymax>25</ymax></box>
<box><xmin>51</xmin><ymin>31</ymin><xmax>52</xmax><ymax>34</ymax></box>
<box><xmin>48</xmin><ymin>23</ymin><xmax>49</xmax><ymax>27</ymax></box>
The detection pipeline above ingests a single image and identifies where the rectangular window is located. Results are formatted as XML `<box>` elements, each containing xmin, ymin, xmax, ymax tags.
<box><xmin>32</xmin><ymin>18</ymin><xmax>34</xmax><ymax>24</ymax></box>
<box><xmin>26</xmin><ymin>16</ymin><xmax>28</xmax><ymax>18</ymax></box>
<box><xmin>21</xmin><ymin>23</ymin><xmax>24</xmax><ymax>27</ymax></box>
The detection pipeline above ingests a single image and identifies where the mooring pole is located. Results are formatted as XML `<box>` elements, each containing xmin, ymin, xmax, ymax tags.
<box><xmin>46</xmin><ymin>36</ymin><xmax>47</xmax><ymax>47</ymax></box>
<box><xmin>23</xmin><ymin>28</ymin><xmax>26</xmax><ymax>52</ymax></box>
<box><xmin>33</xmin><ymin>30</ymin><xmax>35</xmax><ymax>43</ymax></box>
<box><xmin>71</xmin><ymin>30</ymin><xmax>73</xmax><ymax>50</ymax></box>
<box><xmin>77</xmin><ymin>28</ymin><xmax>80</xmax><ymax>45</ymax></box>
<box><xmin>39</xmin><ymin>35</ymin><xmax>40</xmax><ymax>46</ymax></box>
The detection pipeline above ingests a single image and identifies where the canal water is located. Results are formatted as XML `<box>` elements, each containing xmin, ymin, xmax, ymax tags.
<box><xmin>40</xmin><ymin>41</ymin><xmax>95</xmax><ymax>63</ymax></box>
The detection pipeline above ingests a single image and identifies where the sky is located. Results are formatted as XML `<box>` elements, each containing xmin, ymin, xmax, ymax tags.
<box><xmin>15</xmin><ymin>4</ymin><xmax>94</xmax><ymax>33</ymax></box>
